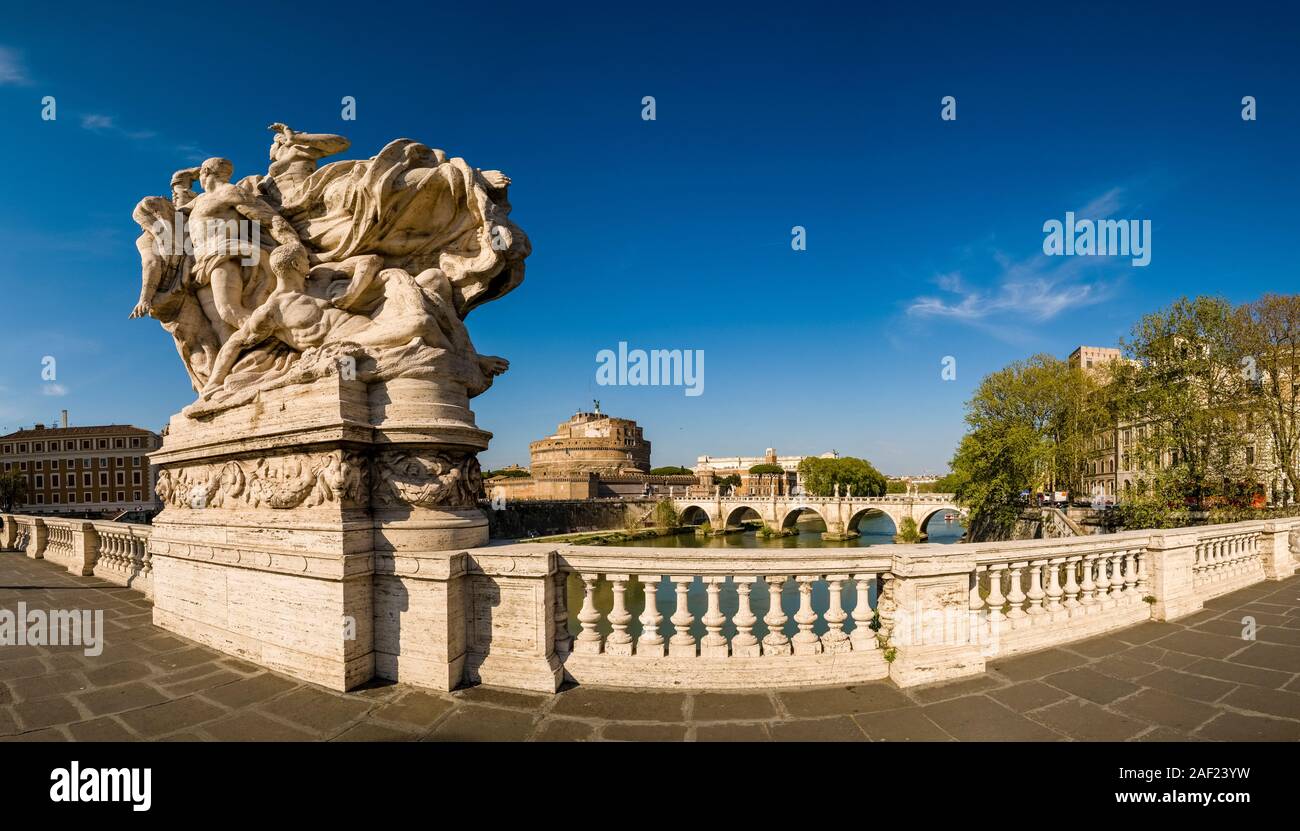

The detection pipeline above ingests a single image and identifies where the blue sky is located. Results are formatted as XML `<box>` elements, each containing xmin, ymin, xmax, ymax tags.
<box><xmin>0</xmin><ymin>2</ymin><xmax>1297</xmax><ymax>474</ymax></box>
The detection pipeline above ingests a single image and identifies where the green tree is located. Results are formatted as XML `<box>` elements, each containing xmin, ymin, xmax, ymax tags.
<box><xmin>1237</xmin><ymin>293</ymin><xmax>1300</xmax><ymax>504</ymax></box>
<box><xmin>0</xmin><ymin>472</ymin><xmax>28</xmax><ymax>512</ymax></box>
<box><xmin>1113</xmin><ymin>296</ymin><xmax>1253</xmax><ymax>510</ymax></box>
<box><xmin>896</xmin><ymin>516</ymin><xmax>922</xmax><ymax>543</ymax></box>
<box><xmin>950</xmin><ymin>354</ymin><xmax>1103</xmax><ymax>540</ymax></box>
<box><xmin>885</xmin><ymin>480</ymin><xmax>907</xmax><ymax>494</ymax></box>
<box><xmin>747</xmin><ymin>463</ymin><xmax>784</xmax><ymax>475</ymax></box>
<box><xmin>650</xmin><ymin>466</ymin><xmax>693</xmax><ymax>476</ymax></box>
<box><xmin>797</xmin><ymin>456</ymin><xmax>887</xmax><ymax>497</ymax></box>
<box><xmin>653</xmin><ymin>499</ymin><xmax>679</xmax><ymax>528</ymax></box>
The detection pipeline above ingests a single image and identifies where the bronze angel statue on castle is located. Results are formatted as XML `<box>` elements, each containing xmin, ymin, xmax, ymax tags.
<box><xmin>130</xmin><ymin>123</ymin><xmax>530</xmax><ymax>416</ymax></box>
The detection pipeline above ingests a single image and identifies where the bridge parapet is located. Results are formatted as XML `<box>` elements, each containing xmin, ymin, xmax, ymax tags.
<box><xmin>4</xmin><ymin>513</ymin><xmax>1295</xmax><ymax>694</ymax></box>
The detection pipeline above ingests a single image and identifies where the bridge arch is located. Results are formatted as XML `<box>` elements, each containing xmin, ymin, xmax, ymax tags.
<box><xmin>780</xmin><ymin>506</ymin><xmax>827</xmax><ymax>530</ymax></box>
<box><xmin>724</xmin><ymin>505</ymin><xmax>762</xmax><ymax>529</ymax></box>
<box><xmin>917</xmin><ymin>505</ymin><xmax>964</xmax><ymax>535</ymax></box>
<box><xmin>678</xmin><ymin>504</ymin><xmax>711</xmax><ymax>526</ymax></box>
<box><xmin>847</xmin><ymin>507</ymin><xmax>897</xmax><ymax>536</ymax></box>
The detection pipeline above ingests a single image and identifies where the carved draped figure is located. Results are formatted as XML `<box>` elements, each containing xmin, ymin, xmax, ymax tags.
<box><xmin>133</xmin><ymin>127</ymin><xmax>529</xmax><ymax>415</ymax></box>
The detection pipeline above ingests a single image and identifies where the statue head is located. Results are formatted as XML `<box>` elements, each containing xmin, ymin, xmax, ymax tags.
<box><xmin>199</xmin><ymin>157</ymin><xmax>234</xmax><ymax>191</ymax></box>
<box><xmin>269</xmin><ymin>242</ymin><xmax>310</xmax><ymax>291</ymax></box>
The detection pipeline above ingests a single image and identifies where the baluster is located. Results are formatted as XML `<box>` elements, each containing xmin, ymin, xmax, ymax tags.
<box><xmin>669</xmin><ymin>576</ymin><xmax>696</xmax><ymax>657</ymax></box>
<box><xmin>732</xmin><ymin>577</ymin><xmax>760</xmax><ymax>657</ymax></box>
<box><xmin>1080</xmin><ymin>554</ymin><xmax>1098</xmax><ymax>604</ymax></box>
<box><xmin>1006</xmin><ymin>562</ymin><xmax>1028</xmax><ymax>619</ymax></box>
<box><xmin>1109</xmin><ymin>552</ymin><xmax>1126</xmax><ymax>597</ymax></box>
<box><xmin>1045</xmin><ymin>557</ymin><xmax>1064</xmax><ymax>612</ymax></box>
<box><xmin>605</xmin><ymin>574</ymin><xmax>634</xmax><ymax>656</ymax></box>
<box><xmin>700</xmin><ymin>577</ymin><xmax>729</xmax><ymax>657</ymax></box>
<box><xmin>1135</xmin><ymin>549</ymin><xmax>1149</xmax><ymax>595</ymax></box>
<box><xmin>574</xmin><ymin>573</ymin><xmax>603</xmax><ymax>654</ymax></box>
<box><xmin>637</xmin><ymin>574</ymin><xmax>666</xmax><ymax>657</ymax></box>
<box><xmin>1062</xmin><ymin>555</ymin><xmax>1081</xmax><ymax>608</ymax></box>
<box><xmin>986</xmin><ymin>563</ymin><xmax>1008</xmax><ymax>623</ymax></box>
<box><xmin>791</xmin><ymin>575</ymin><xmax>823</xmax><ymax>655</ymax></box>
<box><xmin>1095</xmin><ymin>554</ymin><xmax>1111</xmax><ymax>602</ymax></box>
<box><xmin>1026</xmin><ymin>560</ymin><xmax>1047</xmax><ymax>616</ymax></box>
<box><xmin>762</xmin><ymin>576</ymin><xmax>792</xmax><ymax>656</ymax></box>
<box><xmin>554</xmin><ymin>570</ymin><xmax>572</xmax><ymax>656</ymax></box>
<box><xmin>1122</xmin><ymin>550</ymin><xmax>1138</xmax><ymax>596</ymax></box>
<box><xmin>851</xmin><ymin>573</ymin><xmax>876</xmax><ymax>651</ymax></box>
<box><xmin>822</xmin><ymin>574</ymin><xmax>850</xmax><ymax>652</ymax></box>
<box><xmin>969</xmin><ymin>568</ymin><xmax>986</xmax><ymax>615</ymax></box>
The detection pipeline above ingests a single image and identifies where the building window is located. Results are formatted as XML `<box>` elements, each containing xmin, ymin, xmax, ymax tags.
<box><xmin>83</xmin><ymin>493</ymin><xmax>91</xmax><ymax>503</ymax></box>
<box><xmin>132</xmin><ymin>471</ymin><xmax>141</xmax><ymax>485</ymax></box>
<box><xmin>100</xmin><ymin>472</ymin><xmax>108</xmax><ymax>486</ymax></box>
<box><xmin>81</xmin><ymin>440</ymin><xmax>91</xmax><ymax>450</ymax></box>
<box><xmin>116</xmin><ymin>491</ymin><xmax>125</xmax><ymax>501</ymax></box>
<box><xmin>51</xmin><ymin>474</ymin><xmax>59</xmax><ymax>487</ymax></box>
<box><xmin>34</xmin><ymin>461</ymin><xmax>43</xmax><ymax>471</ymax></box>
<box><xmin>114</xmin><ymin>438</ymin><xmax>124</xmax><ymax>449</ymax></box>
<box><xmin>19</xmin><ymin>462</ymin><xmax>26</xmax><ymax>471</ymax></box>
<box><xmin>35</xmin><ymin>494</ymin><xmax>43</xmax><ymax>505</ymax></box>
<box><xmin>51</xmin><ymin>493</ymin><xmax>59</xmax><ymax>504</ymax></box>
<box><xmin>100</xmin><ymin>494</ymin><xmax>108</xmax><ymax>503</ymax></box>
<box><xmin>33</xmin><ymin>442</ymin><xmax>43</xmax><ymax>452</ymax></box>
<box><xmin>133</xmin><ymin>491</ymin><xmax>141</xmax><ymax>501</ymax></box>
<box><xmin>98</xmin><ymin>439</ymin><xmax>107</xmax><ymax>449</ymax></box>
<box><xmin>34</xmin><ymin>475</ymin><xmax>43</xmax><ymax>488</ymax></box>
<box><xmin>83</xmin><ymin>473</ymin><xmax>91</xmax><ymax>486</ymax></box>
<box><xmin>116</xmin><ymin>457</ymin><xmax>124</xmax><ymax>467</ymax></box>
<box><xmin>99</xmin><ymin>458</ymin><xmax>107</xmax><ymax>467</ymax></box>
<box><xmin>1247</xmin><ymin>446</ymin><xmax>1256</xmax><ymax>465</ymax></box>
<box><xmin>131</xmin><ymin>438</ymin><xmax>140</xmax><ymax>448</ymax></box>
<box><xmin>1</xmin><ymin>444</ymin><xmax>9</xmax><ymax>453</ymax></box>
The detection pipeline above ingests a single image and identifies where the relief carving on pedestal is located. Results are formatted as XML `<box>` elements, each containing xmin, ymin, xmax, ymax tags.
<box><xmin>156</xmin><ymin>449</ymin><xmax>368</xmax><ymax>510</ymax></box>
<box><xmin>373</xmin><ymin>451</ymin><xmax>483</xmax><ymax>509</ymax></box>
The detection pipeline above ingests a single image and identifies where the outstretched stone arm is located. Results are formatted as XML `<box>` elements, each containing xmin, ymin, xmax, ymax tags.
<box><xmin>130</xmin><ymin>235</ymin><xmax>165</xmax><ymax>319</ymax></box>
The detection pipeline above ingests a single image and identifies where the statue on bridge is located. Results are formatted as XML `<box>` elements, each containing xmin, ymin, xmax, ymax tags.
<box><xmin>130</xmin><ymin>123</ymin><xmax>531</xmax><ymax>416</ymax></box>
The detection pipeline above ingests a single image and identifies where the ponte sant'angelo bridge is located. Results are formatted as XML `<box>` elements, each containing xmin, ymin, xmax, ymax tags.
<box><xmin>667</xmin><ymin>491</ymin><xmax>964</xmax><ymax>540</ymax></box>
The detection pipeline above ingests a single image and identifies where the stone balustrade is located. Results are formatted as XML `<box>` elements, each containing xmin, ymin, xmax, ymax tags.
<box><xmin>555</xmin><ymin>547</ymin><xmax>894</xmax><ymax>688</ymax></box>
<box><xmin>0</xmin><ymin>513</ymin><xmax>153</xmax><ymax>597</ymax></box>
<box><xmin>1</xmin><ymin>512</ymin><xmax>1296</xmax><ymax>692</ymax></box>
<box><xmin>1192</xmin><ymin>528</ymin><xmax>1264</xmax><ymax>599</ymax></box>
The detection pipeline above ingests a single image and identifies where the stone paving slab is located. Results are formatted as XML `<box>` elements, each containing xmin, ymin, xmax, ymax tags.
<box><xmin>1</xmin><ymin>552</ymin><xmax>1299</xmax><ymax>741</ymax></box>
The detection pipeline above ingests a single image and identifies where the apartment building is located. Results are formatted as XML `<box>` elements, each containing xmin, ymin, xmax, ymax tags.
<box><xmin>0</xmin><ymin>416</ymin><xmax>162</xmax><ymax>518</ymax></box>
<box><xmin>1070</xmin><ymin>346</ymin><xmax>1287</xmax><ymax>505</ymax></box>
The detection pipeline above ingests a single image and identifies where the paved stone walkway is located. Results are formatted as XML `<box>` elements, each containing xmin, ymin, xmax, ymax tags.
<box><xmin>2</xmin><ymin>552</ymin><xmax>1299</xmax><ymax>741</ymax></box>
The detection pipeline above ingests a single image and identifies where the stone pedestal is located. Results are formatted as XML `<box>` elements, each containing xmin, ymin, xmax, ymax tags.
<box><xmin>1145</xmin><ymin>530</ymin><xmax>1203</xmax><ymax>621</ymax></box>
<box><xmin>69</xmin><ymin>521</ymin><xmax>99</xmax><ymax>577</ymax></box>
<box><xmin>149</xmin><ymin>373</ymin><xmax>492</xmax><ymax>692</ymax></box>
<box><xmin>0</xmin><ymin>515</ymin><xmax>15</xmax><ymax>551</ymax></box>
<box><xmin>462</xmin><ymin>545</ymin><xmax>563</xmax><ymax>692</ymax></box>
<box><xmin>1260</xmin><ymin>521</ymin><xmax>1298</xmax><ymax>580</ymax></box>
<box><xmin>884</xmin><ymin>550</ymin><xmax>986</xmax><ymax>686</ymax></box>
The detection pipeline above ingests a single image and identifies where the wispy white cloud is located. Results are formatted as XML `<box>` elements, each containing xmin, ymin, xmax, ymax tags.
<box><xmin>42</xmin><ymin>383</ymin><xmax>69</xmax><ymax>397</ymax></box>
<box><xmin>0</xmin><ymin>46</ymin><xmax>30</xmax><ymax>85</ymax></box>
<box><xmin>80</xmin><ymin>113</ymin><xmax>114</xmax><ymax>131</ymax></box>
<box><xmin>907</xmin><ymin>188</ymin><xmax>1132</xmax><ymax>327</ymax></box>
